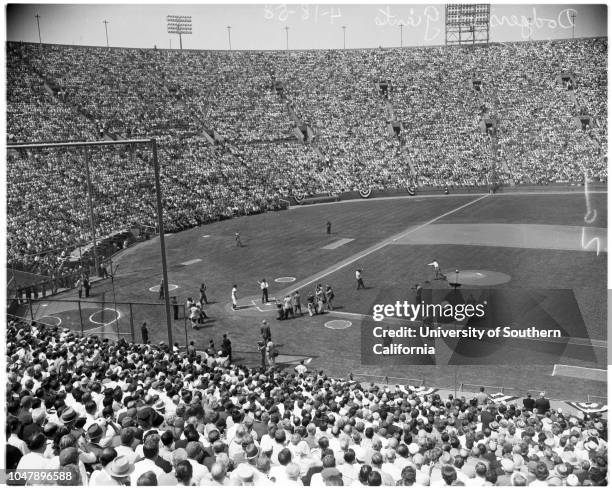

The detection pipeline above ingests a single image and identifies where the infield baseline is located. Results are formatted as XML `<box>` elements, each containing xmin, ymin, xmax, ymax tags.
<box><xmin>277</xmin><ymin>194</ymin><xmax>489</xmax><ymax>296</ymax></box>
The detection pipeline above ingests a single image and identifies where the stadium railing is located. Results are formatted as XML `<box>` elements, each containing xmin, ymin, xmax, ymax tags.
<box><xmin>587</xmin><ymin>394</ymin><xmax>608</xmax><ymax>404</ymax></box>
<box><xmin>460</xmin><ymin>382</ymin><xmax>510</xmax><ymax>394</ymax></box>
<box><xmin>350</xmin><ymin>373</ymin><xmax>425</xmax><ymax>388</ymax></box>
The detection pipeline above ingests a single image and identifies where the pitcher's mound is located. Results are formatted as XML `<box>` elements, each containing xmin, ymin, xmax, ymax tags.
<box><xmin>444</xmin><ymin>270</ymin><xmax>511</xmax><ymax>286</ymax></box>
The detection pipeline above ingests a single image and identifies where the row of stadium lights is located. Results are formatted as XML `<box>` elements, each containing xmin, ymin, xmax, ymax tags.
<box><xmin>32</xmin><ymin>13</ymin><xmax>353</xmax><ymax>50</ymax></box>
<box><xmin>33</xmin><ymin>13</ymin><xmax>111</xmax><ymax>47</ymax></box>
<box><xmin>30</xmin><ymin>13</ymin><xmax>405</xmax><ymax>50</ymax></box>
<box><xmin>31</xmin><ymin>12</ymin><xmax>577</xmax><ymax>50</ymax></box>
<box><xmin>174</xmin><ymin>23</ymin><xmax>368</xmax><ymax>51</ymax></box>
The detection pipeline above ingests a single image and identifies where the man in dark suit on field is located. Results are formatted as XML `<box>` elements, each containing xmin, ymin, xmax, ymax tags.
<box><xmin>141</xmin><ymin>322</ymin><xmax>149</xmax><ymax>344</ymax></box>
<box><xmin>523</xmin><ymin>393</ymin><xmax>536</xmax><ymax>411</ymax></box>
<box><xmin>260</xmin><ymin>320</ymin><xmax>271</xmax><ymax>342</ymax></box>
<box><xmin>172</xmin><ymin>296</ymin><xmax>179</xmax><ymax>320</ymax></box>
<box><xmin>480</xmin><ymin>405</ymin><xmax>496</xmax><ymax>430</ymax></box>
<box><xmin>534</xmin><ymin>392</ymin><xmax>550</xmax><ymax>416</ymax></box>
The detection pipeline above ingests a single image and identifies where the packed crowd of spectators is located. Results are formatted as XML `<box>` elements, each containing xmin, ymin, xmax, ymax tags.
<box><xmin>7</xmin><ymin>44</ymin><xmax>99</xmax><ymax>143</ymax></box>
<box><xmin>6</xmin><ymin>318</ymin><xmax>608</xmax><ymax>486</ymax></box>
<box><xmin>6</xmin><ymin>37</ymin><xmax>607</xmax><ymax>261</ymax></box>
<box><xmin>479</xmin><ymin>39</ymin><xmax>608</xmax><ymax>184</ymax></box>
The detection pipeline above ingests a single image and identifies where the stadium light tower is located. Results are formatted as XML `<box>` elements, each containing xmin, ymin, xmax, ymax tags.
<box><xmin>35</xmin><ymin>13</ymin><xmax>41</xmax><ymax>44</ymax></box>
<box><xmin>342</xmin><ymin>25</ymin><xmax>346</xmax><ymax>49</ymax></box>
<box><xmin>445</xmin><ymin>4</ymin><xmax>490</xmax><ymax>46</ymax></box>
<box><xmin>227</xmin><ymin>25</ymin><xmax>232</xmax><ymax>50</ymax></box>
<box><xmin>570</xmin><ymin>11</ymin><xmax>576</xmax><ymax>39</ymax></box>
<box><xmin>399</xmin><ymin>23</ymin><xmax>404</xmax><ymax>48</ymax></box>
<box><xmin>167</xmin><ymin>15</ymin><xmax>192</xmax><ymax>50</ymax></box>
<box><xmin>285</xmin><ymin>26</ymin><xmax>289</xmax><ymax>50</ymax></box>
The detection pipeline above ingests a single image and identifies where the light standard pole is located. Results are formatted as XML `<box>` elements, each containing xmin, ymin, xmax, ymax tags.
<box><xmin>151</xmin><ymin>139</ymin><xmax>174</xmax><ymax>347</ymax></box>
<box><xmin>570</xmin><ymin>11</ymin><xmax>576</xmax><ymax>39</ymax></box>
<box><xmin>399</xmin><ymin>23</ymin><xmax>404</xmax><ymax>48</ymax></box>
<box><xmin>342</xmin><ymin>25</ymin><xmax>346</xmax><ymax>49</ymax></box>
<box><xmin>285</xmin><ymin>26</ymin><xmax>289</xmax><ymax>50</ymax></box>
<box><xmin>527</xmin><ymin>17</ymin><xmax>532</xmax><ymax>42</ymax></box>
<box><xmin>35</xmin><ymin>14</ymin><xmax>41</xmax><ymax>44</ymax></box>
<box><xmin>227</xmin><ymin>25</ymin><xmax>232</xmax><ymax>50</ymax></box>
<box><xmin>103</xmin><ymin>20</ymin><xmax>109</xmax><ymax>47</ymax></box>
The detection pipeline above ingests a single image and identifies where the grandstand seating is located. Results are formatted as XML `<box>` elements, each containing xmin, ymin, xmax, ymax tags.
<box><xmin>6</xmin><ymin>38</ymin><xmax>607</xmax><ymax>263</ymax></box>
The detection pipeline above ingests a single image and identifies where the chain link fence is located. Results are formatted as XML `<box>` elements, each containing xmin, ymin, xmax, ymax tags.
<box><xmin>8</xmin><ymin>298</ymin><xmax>187</xmax><ymax>345</ymax></box>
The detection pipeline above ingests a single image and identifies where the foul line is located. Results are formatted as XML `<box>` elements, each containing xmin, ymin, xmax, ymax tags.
<box><xmin>278</xmin><ymin>194</ymin><xmax>489</xmax><ymax>296</ymax></box>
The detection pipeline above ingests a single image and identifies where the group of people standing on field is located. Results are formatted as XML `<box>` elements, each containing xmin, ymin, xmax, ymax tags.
<box><xmin>275</xmin><ymin>283</ymin><xmax>336</xmax><ymax>320</ymax></box>
<box><xmin>276</xmin><ymin>291</ymin><xmax>301</xmax><ymax>320</ymax></box>
<box><xmin>186</xmin><ymin>282</ymin><xmax>210</xmax><ymax>328</ymax></box>
<box><xmin>75</xmin><ymin>274</ymin><xmax>91</xmax><ymax>298</ymax></box>
<box><xmin>149</xmin><ymin>273</ymin><xmax>338</xmax><ymax>367</ymax></box>
<box><xmin>307</xmin><ymin>283</ymin><xmax>335</xmax><ymax>316</ymax></box>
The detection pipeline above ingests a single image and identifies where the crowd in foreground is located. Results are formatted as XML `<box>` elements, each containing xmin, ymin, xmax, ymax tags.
<box><xmin>6</xmin><ymin>318</ymin><xmax>608</xmax><ymax>486</ymax></box>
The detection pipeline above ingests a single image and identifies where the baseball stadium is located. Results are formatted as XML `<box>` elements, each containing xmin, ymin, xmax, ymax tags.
<box><xmin>5</xmin><ymin>4</ymin><xmax>608</xmax><ymax>487</ymax></box>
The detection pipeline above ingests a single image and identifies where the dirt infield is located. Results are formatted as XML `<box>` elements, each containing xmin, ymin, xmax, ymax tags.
<box><xmin>393</xmin><ymin>223</ymin><xmax>607</xmax><ymax>252</ymax></box>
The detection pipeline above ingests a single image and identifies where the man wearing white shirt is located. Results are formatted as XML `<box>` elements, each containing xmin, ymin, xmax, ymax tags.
<box><xmin>158</xmin><ymin>431</ymin><xmax>174</xmax><ymax>465</ymax></box>
<box><xmin>7</xmin><ymin>417</ymin><xmax>28</xmax><ymax>456</ymax></box>
<box><xmin>259</xmin><ymin>279</ymin><xmax>270</xmax><ymax>304</ymax></box>
<box><xmin>469</xmin><ymin>462</ymin><xmax>488</xmax><ymax>486</ymax></box>
<box><xmin>228</xmin><ymin>425</ymin><xmax>248</xmax><ymax>463</ymax></box>
<box><xmin>114</xmin><ymin>428</ymin><xmax>137</xmax><ymax>464</ymax></box>
<box><xmin>268</xmin><ymin>448</ymin><xmax>293</xmax><ymax>483</ymax></box>
<box><xmin>428</xmin><ymin>259</ymin><xmax>444</xmax><ymax>279</ymax></box>
<box><xmin>131</xmin><ymin>438</ymin><xmax>165</xmax><ymax>486</ymax></box>
<box><xmin>356</xmin><ymin>269</ymin><xmax>365</xmax><ymax>289</ymax></box>
<box><xmin>270</xmin><ymin>429</ymin><xmax>288</xmax><ymax>465</ymax></box>
<box><xmin>16</xmin><ymin>434</ymin><xmax>52</xmax><ymax>472</ymax></box>
<box><xmin>284</xmin><ymin>462</ymin><xmax>304</xmax><ymax>486</ymax></box>
<box><xmin>231</xmin><ymin>285</ymin><xmax>238</xmax><ymax>310</ymax></box>
<box><xmin>185</xmin><ymin>441</ymin><xmax>212</xmax><ymax>484</ymax></box>
<box><xmin>337</xmin><ymin>447</ymin><xmax>360</xmax><ymax>485</ymax></box>
<box><xmin>83</xmin><ymin>400</ymin><xmax>98</xmax><ymax>431</ymax></box>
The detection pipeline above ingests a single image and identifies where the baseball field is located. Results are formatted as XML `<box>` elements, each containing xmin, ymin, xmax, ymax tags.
<box><xmin>29</xmin><ymin>190</ymin><xmax>607</xmax><ymax>402</ymax></box>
